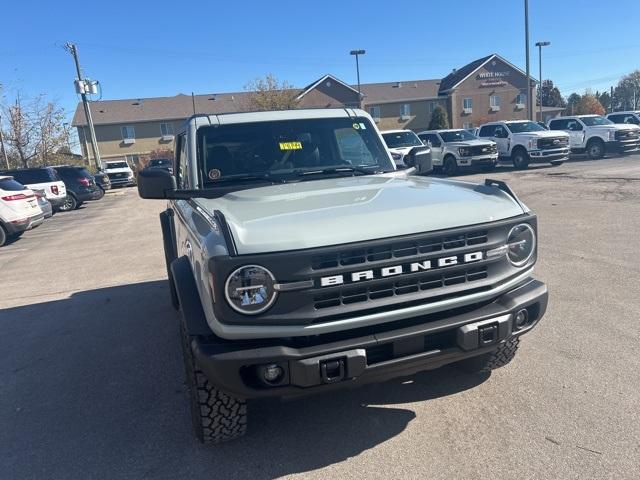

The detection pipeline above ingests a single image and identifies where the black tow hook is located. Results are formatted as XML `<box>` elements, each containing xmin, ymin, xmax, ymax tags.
<box><xmin>320</xmin><ymin>358</ymin><xmax>346</xmax><ymax>384</ymax></box>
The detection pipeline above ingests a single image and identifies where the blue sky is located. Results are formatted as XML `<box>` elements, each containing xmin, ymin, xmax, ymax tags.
<box><xmin>1</xmin><ymin>0</ymin><xmax>639</xmax><ymax>122</ymax></box>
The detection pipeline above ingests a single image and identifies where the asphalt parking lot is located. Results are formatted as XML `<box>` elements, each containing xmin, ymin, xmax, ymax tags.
<box><xmin>2</xmin><ymin>155</ymin><xmax>639</xmax><ymax>480</ymax></box>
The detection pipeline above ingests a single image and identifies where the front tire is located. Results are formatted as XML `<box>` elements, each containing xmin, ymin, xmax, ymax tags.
<box><xmin>59</xmin><ymin>195</ymin><xmax>77</xmax><ymax>212</ymax></box>
<box><xmin>180</xmin><ymin>315</ymin><xmax>247</xmax><ymax>444</ymax></box>
<box><xmin>512</xmin><ymin>148</ymin><xmax>529</xmax><ymax>169</ymax></box>
<box><xmin>586</xmin><ymin>138</ymin><xmax>605</xmax><ymax>160</ymax></box>
<box><xmin>459</xmin><ymin>337</ymin><xmax>520</xmax><ymax>374</ymax></box>
<box><xmin>443</xmin><ymin>155</ymin><xmax>458</xmax><ymax>176</ymax></box>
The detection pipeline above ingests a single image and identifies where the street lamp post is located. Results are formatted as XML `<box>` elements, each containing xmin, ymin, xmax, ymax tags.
<box><xmin>350</xmin><ymin>49</ymin><xmax>366</xmax><ymax>108</ymax></box>
<box><xmin>535</xmin><ymin>41</ymin><xmax>551</xmax><ymax>122</ymax></box>
<box><xmin>524</xmin><ymin>0</ymin><xmax>532</xmax><ymax>120</ymax></box>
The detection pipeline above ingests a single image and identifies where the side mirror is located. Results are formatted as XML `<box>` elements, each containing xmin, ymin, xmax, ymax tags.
<box><xmin>406</xmin><ymin>146</ymin><xmax>432</xmax><ymax>175</ymax></box>
<box><xmin>137</xmin><ymin>168</ymin><xmax>176</xmax><ymax>199</ymax></box>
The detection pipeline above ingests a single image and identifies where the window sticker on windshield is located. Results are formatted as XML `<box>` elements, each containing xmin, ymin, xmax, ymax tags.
<box><xmin>352</xmin><ymin>123</ymin><xmax>360</xmax><ymax>130</ymax></box>
<box><xmin>208</xmin><ymin>168</ymin><xmax>221</xmax><ymax>180</ymax></box>
<box><xmin>359</xmin><ymin>123</ymin><xmax>366</xmax><ymax>130</ymax></box>
<box><xmin>279</xmin><ymin>142</ymin><xmax>303</xmax><ymax>150</ymax></box>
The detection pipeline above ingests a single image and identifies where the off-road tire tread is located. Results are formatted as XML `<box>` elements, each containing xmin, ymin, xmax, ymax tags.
<box><xmin>180</xmin><ymin>318</ymin><xmax>247</xmax><ymax>444</ymax></box>
<box><xmin>461</xmin><ymin>337</ymin><xmax>520</xmax><ymax>374</ymax></box>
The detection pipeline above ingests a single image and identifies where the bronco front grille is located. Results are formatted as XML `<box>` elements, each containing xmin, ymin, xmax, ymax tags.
<box><xmin>313</xmin><ymin>266</ymin><xmax>489</xmax><ymax>310</ymax></box>
<box><xmin>311</xmin><ymin>230</ymin><xmax>488</xmax><ymax>271</ymax></box>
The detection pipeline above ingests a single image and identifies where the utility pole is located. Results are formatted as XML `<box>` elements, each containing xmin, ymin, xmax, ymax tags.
<box><xmin>65</xmin><ymin>42</ymin><xmax>101</xmax><ymax>169</ymax></box>
<box><xmin>610</xmin><ymin>86</ymin><xmax>614</xmax><ymax>113</ymax></box>
<box><xmin>535</xmin><ymin>41</ymin><xmax>551</xmax><ymax>122</ymax></box>
<box><xmin>0</xmin><ymin>114</ymin><xmax>9</xmax><ymax>169</ymax></box>
<box><xmin>350</xmin><ymin>50</ymin><xmax>366</xmax><ymax>109</ymax></box>
<box><xmin>524</xmin><ymin>0</ymin><xmax>533</xmax><ymax>120</ymax></box>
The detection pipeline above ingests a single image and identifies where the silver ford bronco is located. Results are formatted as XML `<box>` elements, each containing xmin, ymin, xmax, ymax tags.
<box><xmin>137</xmin><ymin>108</ymin><xmax>548</xmax><ymax>444</ymax></box>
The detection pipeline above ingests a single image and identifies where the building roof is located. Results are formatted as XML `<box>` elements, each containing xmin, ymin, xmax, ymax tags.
<box><xmin>438</xmin><ymin>54</ymin><xmax>495</xmax><ymax>93</ymax></box>
<box><xmin>358</xmin><ymin>79</ymin><xmax>441</xmax><ymax>104</ymax></box>
<box><xmin>71</xmin><ymin>91</ymin><xmax>266</xmax><ymax>126</ymax></box>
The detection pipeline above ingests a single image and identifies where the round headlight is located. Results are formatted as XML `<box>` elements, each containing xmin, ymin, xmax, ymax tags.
<box><xmin>225</xmin><ymin>265</ymin><xmax>277</xmax><ymax>315</ymax></box>
<box><xmin>506</xmin><ymin>224</ymin><xmax>536</xmax><ymax>267</ymax></box>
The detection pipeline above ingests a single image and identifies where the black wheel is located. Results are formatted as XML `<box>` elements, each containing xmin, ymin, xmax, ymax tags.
<box><xmin>59</xmin><ymin>194</ymin><xmax>77</xmax><ymax>212</ymax></box>
<box><xmin>180</xmin><ymin>314</ymin><xmax>247</xmax><ymax>444</ymax></box>
<box><xmin>442</xmin><ymin>155</ymin><xmax>458</xmax><ymax>176</ymax></box>
<box><xmin>512</xmin><ymin>148</ymin><xmax>529</xmax><ymax>169</ymax></box>
<box><xmin>0</xmin><ymin>225</ymin><xmax>7</xmax><ymax>247</ymax></box>
<box><xmin>459</xmin><ymin>337</ymin><xmax>520</xmax><ymax>374</ymax></box>
<box><xmin>586</xmin><ymin>139</ymin><xmax>605</xmax><ymax>159</ymax></box>
<box><xmin>95</xmin><ymin>187</ymin><xmax>105</xmax><ymax>200</ymax></box>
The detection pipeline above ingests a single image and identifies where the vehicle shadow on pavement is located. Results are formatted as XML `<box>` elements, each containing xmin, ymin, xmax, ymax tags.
<box><xmin>0</xmin><ymin>280</ymin><xmax>487</xmax><ymax>480</ymax></box>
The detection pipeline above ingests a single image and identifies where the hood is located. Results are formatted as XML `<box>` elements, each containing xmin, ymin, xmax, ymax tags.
<box><xmin>519</xmin><ymin>130</ymin><xmax>569</xmax><ymax>139</ymax></box>
<box><xmin>194</xmin><ymin>173</ymin><xmax>525</xmax><ymax>255</ymax></box>
<box><xmin>445</xmin><ymin>139</ymin><xmax>495</xmax><ymax>147</ymax></box>
<box><xmin>593</xmin><ymin>123</ymin><xmax>640</xmax><ymax>131</ymax></box>
<box><xmin>387</xmin><ymin>146</ymin><xmax>416</xmax><ymax>155</ymax></box>
<box><xmin>105</xmin><ymin>167</ymin><xmax>132</xmax><ymax>174</ymax></box>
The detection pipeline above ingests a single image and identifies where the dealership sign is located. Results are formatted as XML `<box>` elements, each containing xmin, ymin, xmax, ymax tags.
<box><xmin>477</xmin><ymin>71</ymin><xmax>510</xmax><ymax>79</ymax></box>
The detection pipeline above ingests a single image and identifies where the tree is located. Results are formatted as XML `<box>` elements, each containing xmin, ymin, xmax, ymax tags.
<box><xmin>613</xmin><ymin>70</ymin><xmax>640</xmax><ymax>111</ymax></box>
<box><xmin>566</xmin><ymin>93</ymin><xmax>582</xmax><ymax>115</ymax></box>
<box><xmin>540</xmin><ymin>80</ymin><xmax>566</xmax><ymax>108</ymax></box>
<box><xmin>2</xmin><ymin>95</ymin><xmax>38</xmax><ymax>168</ymax></box>
<box><xmin>244</xmin><ymin>74</ymin><xmax>298</xmax><ymax>111</ymax></box>
<box><xmin>428</xmin><ymin>105</ymin><xmax>449</xmax><ymax>129</ymax></box>
<box><xmin>575</xmin><ymin>94</ymin><xmax>605</xmax><ymax>115</ymax></box>
<box><xmin>595</xmin><ymin>91</ymin><xmax>611</xmax><ymax>113</ymax></box>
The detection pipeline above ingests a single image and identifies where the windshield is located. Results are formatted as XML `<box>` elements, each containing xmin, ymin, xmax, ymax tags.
<box><xmin>149</xmin><ymin>159</ymin><xmax>172</xmax><ymax>167</ymax></box>
<box><xmin>3</xmin><ymin>168</ymin><xmax>59</xmax><ymax>184</ymax></box>
<box><xmin>381</xmin><ymin>131</ymin><xmax>423</xmax><ymax>148</ymax></box>
<box><xmin>505</xmin><ymin>121</ymin><xmax>546</xmax><ymax>133</ymax></box>
<box><xmin>198</xmin><ymin>117</ymin><xmax>393</xmax><ymax>184</ymax></box>
<box><xmin>580</xmin><ymin>116</ymin><xmax>613</xmax><ymax>126</ymax></box>
<box><xmin>106</xmin><ymin>162</ymin><xmax>129</xmax><ymax>169</ymax></box>
<box><xmin>439</xmin><ymin>130</ymin><xmax>477</xmax><ymax>142</ymax></box>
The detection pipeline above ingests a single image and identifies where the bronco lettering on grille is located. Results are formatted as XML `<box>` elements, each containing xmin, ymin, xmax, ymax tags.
<box><xmin>320</xmin><ymin>251</ymin><xmax>484</xmax><ymax>287</ymax></box>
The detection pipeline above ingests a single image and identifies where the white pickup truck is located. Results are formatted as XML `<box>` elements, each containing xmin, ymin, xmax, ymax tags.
<box><xmin>380</xmin><ymin>129</ymin><xmax>432</xmax><ymax>173</ymax></box>
<box><xmin>417</xmin><ymin>129</ymin><xmax>498</xmax><ymax>176</ymax></box>
<box><xmin>477</xmin><ymin>120</ymin><xmax>570</xmax><ymax>169</ymax></box>
<box><xmin>548</xmin><ymin>115</ymin><xmax>640</xmax><ymax>159</ymax></box>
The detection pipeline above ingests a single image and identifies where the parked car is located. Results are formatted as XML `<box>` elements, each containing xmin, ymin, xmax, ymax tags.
<box><xmin>417</xmin><ymin>129</ymin><xmax>498</xmax><ymax>176</ymax></box>
<box><xmin>33</xmin><ymin>189</ymin><xmax>53</xmax><ymax>218</ymax></box>
<box><xmin>380</xmin><ymin>129</ymin><xmax>432</xmax><ymax>173</ymax></box>
<box><xmin>548</xmin><ymin>115</ymin><xmax>640</xmax><ymax>159</ymax></box>
<box><xmin>93</xmin><ymin>170</ymin><xmax>111</xmax><ymax>194</ymax></box>
<box><xmin>0</xmin><ymin>167</ymin><xmax>67</xmax><ymax>211</ymax></box>
<box><xmin>0</xmin><ymin>175</ymin><xmax>45</xmax><ymax>247</ymax></box>
<box><xmin>145</xmin><ymin>158</ymin><xmax>173</xmax><ymax>174</ymax></box>
<box><xmin>103</xmin><ymin>160</ymin><xmax>136</xmax><ymax>187</ymax></box>
<box><xmin>137</xmin><ymin>109</ymin><xmax>548</xmax><ymax>444</ymax></box>
<box><xmin>606</xmin><ymin>111</ymin><xmax>640</xmax><ymax>126</ymax></box>
<box><xmin>53</xmin><ymin>166</ymin><xmax>103</xmax><ymax>211</ymax></box>
<box><xmin>477</xmin><ymin>120</ymin><xmax>569</xmax><ymax>169</ymax></box>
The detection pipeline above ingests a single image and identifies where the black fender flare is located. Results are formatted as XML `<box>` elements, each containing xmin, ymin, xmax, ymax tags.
<box><xmin>159</xmin><ymin>209</ymin><xmax>177</xmax><ymax>267</ymax></box>
<box><xmin>170</xmin><ymin>256</ymin><xmax>214</xmax><ymax>337</ymax></box>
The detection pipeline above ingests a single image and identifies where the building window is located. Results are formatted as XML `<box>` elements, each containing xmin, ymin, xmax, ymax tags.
<box><xmin>370</xmin><ymin>106</ymin><xmax>381</xmax><ymax>122</ymax></box>
<box><xmin>160</xmin><ymin>123</ymin><xmax>174</xmax><ymax>137</ymax></box>
<box><xmin>400</xmin><ymin>104</ymin><xmax>411</xmax><ymax>118</ymax></box>
<box><xmin>121</xmin><ymin>125</ymin><xmax>135</xmax><ymax>143</ymax></box>
<box><xmin>463</xmin><ymin>122</ymin><xmax>474</xmax><ymax>129</ymax></box>
<box><xmin>490</xmin><ymin>95</ymin><xmax>501</xmax><ymax>111</ymax></box>
<box><xmin>427</xmin><ymin>101</ymin><xmax>436</xmax><ymax>114</ymax></box>
<box><xmin>515</xmin><ymin>93</ymin><xmax>526</xmax><ymax>107</ymax></box>
<box><xmin>463</xmin><ymin>98</ymin><xmax>473</xmax><ymax>112</ymax></box>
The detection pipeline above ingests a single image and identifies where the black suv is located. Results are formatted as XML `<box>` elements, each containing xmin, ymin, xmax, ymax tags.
<box><xmin>53</xmin><ymin>166</ymin><xmax>102</xmax><ymax>211</ymax></box>
<box><xmin>145</xmin><ymin>158</ymin><xmax>173</xmax><ymax>174</ymax></box>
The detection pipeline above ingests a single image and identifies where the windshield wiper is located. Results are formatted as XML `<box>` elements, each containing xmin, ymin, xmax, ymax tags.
<box><xmin>206</xmin><ymin>173</ymin><xmax>281</xmax><ymax>183</ymax></box>
<box><xmin>296</xmin><ymin>166</ymin><xmax>383</xmax><ymax>177</ymax></box>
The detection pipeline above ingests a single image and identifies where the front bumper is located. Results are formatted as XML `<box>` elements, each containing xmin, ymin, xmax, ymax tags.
<box><xmin>109</xmin><ymin>177</ymin><xmax>136</xmax><ymax>186</ymax></box>
<box><xmin>606</xmin><ymin>140</ymin><xmax>639</xmax><ymax>153</ymax></box>
<box><xmin>458</xmin><ymin>154</ymin><xmax>498</xmax><ymax>166</ymax></box>
<box><xmin>193</xmin><ymin>277</ymin><xmax>547</xmax><ymax>399</ymax></box>
<box><xmin>527</xmin><ymin>147</ymin><xmax>569</xmax><ymax>162</ymax></box>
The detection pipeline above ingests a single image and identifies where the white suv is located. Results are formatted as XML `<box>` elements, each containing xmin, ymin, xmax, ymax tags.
<box><xmin>0</xmin><ymin>175</ymin><xmax>45</xmax><ymax>247</ymax></box>
<box><xmin>548</xmin><ymin>115</ymin><xmax>640</xmax><ymax>159</ymax></box>
<box><xmin>103</xmin><ymin>160</ymin><xmax>136</xmax><ymax>187</ymax></box>
<box><xmin>417</xmin><ymin>129</ymin><xmax>498</xmax><ymax>176</ymax></box>
<box><xmin>380</xmin><ymin>129</ymin><xmax>431</xmax><ymax>173</ymax></box>
<box><xmin>1</xmin><ymin>167</ymin><xmax>67</xmax><ymax>211</ymax></box>
<box><xmin>477</xmin><ymin>120</ymin><xmax>570</xmax><ymax>169</ymax></box>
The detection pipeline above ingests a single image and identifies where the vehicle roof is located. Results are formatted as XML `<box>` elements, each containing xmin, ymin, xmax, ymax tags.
<box><xmin>189</xmin><ymin>108</ymin><xmax>368</xmax><ymax>129</ymax></box>
<box><xmin>0</xmin><ymin>175</ymin><xmax>12</xmax><ymax>180</ymax></box>
<box><xmin>1</xmin><ymin>166</ymin><xmax>55</xmax><ymax>172</ymax></box>
<box><xmin>607</xmin><ymin>111</ymin><xmax>640</xmax><ymax>115</ymax></box>
<box><xmin>417</xmin><ymin>129</ymin><xmax>465</xmax><ymax>134</ymax></box>
<box><xmin>552</xmin><ymin>115</ymin><xmax>603</xmax><ymax>119</ymax></box>
<box><xmin>481</xmin><ymin>120</ymin><xmax>533</xmax><ymax>125</ymax></box>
